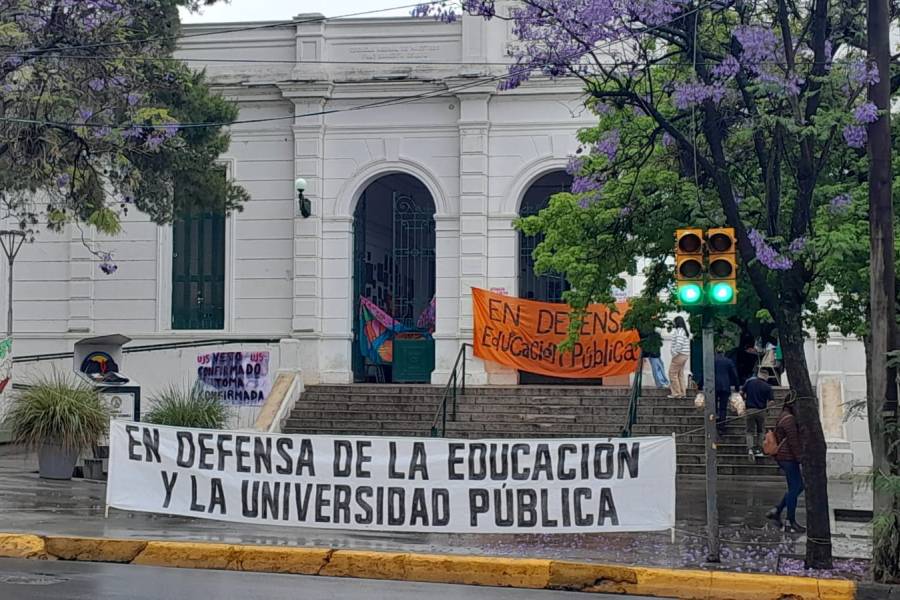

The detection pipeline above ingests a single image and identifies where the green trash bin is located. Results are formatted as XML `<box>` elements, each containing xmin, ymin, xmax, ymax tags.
<box><xmin>393</xmin><ymin>336</ymin><xmax>435</xmax><ymax>383</ymax></box>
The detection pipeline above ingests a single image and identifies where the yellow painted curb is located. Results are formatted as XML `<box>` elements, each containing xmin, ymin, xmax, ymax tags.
<box><xmin>0</xmin><ymin>532</ymin><xmax>859</xmax><ymax>600</ymax></box>
<box><xmin>45</xmin><ymin>535</ymin><xmax>146</xmax><ymax>563</ymax></box>
<box><xmin>0</xmin><ymin>534</ymin><xmax>49</xmax><ymax>560</ymax></box>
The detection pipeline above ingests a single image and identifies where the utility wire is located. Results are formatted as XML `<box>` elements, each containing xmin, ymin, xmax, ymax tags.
<box><xmin>0</xmin><ymin>0</ymin><xmax>722</xmax><ymax>132</ymax></box>
<box><xmin>7</xmin><ymin>2</ymin><xmax>449</xmax><ymax>55</ymax></box>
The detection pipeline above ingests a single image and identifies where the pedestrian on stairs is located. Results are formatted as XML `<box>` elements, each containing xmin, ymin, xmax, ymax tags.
<box><xmin>639</xmin><ymin>328</ymin><xmax>669</xmax><ymax>388</ymax></box>
<box><xmin>742</xmin><ymin>367</ymin><xmax>773</xmax><ymax>462</ymax></box>
<box><xmin>766</xmin><ymin>400</ymin><xmax>807</xmax><ymax>533</ymax></box>
<box><xmin>668</xmin><ymin>317</ymin><xmax>691</xmax><ymax>398</ymax></box>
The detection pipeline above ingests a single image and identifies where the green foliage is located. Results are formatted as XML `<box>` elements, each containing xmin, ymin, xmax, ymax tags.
<box><xmin>0</xmin><ymin>0</ymin><xmax>247</xmax><ymax>240</ymax></box>
<box><xmin>145</xmin><ymin>384</ymin><xmax>229</xmax><ymax>429</ymax></box>
<box><xmin>4</xmin><ymin>371</ymin><xmax>110</xmax><ymax>451</ymax></box>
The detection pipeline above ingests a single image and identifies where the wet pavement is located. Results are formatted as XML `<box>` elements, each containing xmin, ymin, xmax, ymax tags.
<box><xmin>0</xmin><ymin>447</ymin><xmax>872</xmax><ymax>580</ymax></box>
<box><xmin>0</xmin><ymin>558</ymin><xmax>668</xmax><ymax>600</ymax></box>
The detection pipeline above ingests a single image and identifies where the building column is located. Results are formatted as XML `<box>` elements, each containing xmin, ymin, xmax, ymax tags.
<box><xmin>281</xmin><ymin>84</ymin><xmax>332</xmax><ymax>384</ymax></box>
<box><xmin>319</xmin><ymin>216</ymin><xmax>354</xmax><ymax>384</ymax></box>
<box><xmin>432</xmin><ymin>215</ymin><xmax>460</xmax><ymax>384</ymax></box>
<box><xmin>456</xmin><ymin>93</ymin><xmax>491</xmax><ymax>385</ymax></box>
<box><xmin>485</xmin><ymin>213</ymin><xmax>518</xmax><ymax>384</ymax></box>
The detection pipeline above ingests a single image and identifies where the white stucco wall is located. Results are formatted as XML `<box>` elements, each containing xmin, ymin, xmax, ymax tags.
<box><xmin>0</xmin><ymin>13</ymin><xmax>873</xmax><ymax>471</ymax></box>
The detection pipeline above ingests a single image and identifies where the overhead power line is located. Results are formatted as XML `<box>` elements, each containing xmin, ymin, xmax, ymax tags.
<box><xmin>0</xmin><ymin>0</ymin><xmax>722</xmax><ymax>132</ymax></box>
<box><xmin>8</xmin><ymin>1</ymin><xmax>448</xmax><ymax>55</ymax></box>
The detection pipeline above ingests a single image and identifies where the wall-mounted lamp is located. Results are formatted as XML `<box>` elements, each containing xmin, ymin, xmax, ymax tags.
<box><xmin>295</xmin><ymin>177</ymin><xmax>311</xmax><ymax>218</ymax></box>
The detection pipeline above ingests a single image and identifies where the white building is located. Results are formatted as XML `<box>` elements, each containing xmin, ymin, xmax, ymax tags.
<box><xmin>2</xmin><ymin>13</ymin><xmax>872</xmax><ymax>472</ymax></box>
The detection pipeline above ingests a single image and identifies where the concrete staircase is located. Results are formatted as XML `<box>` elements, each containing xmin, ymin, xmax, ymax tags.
<box><xmin>283</xmin><ymin>384</ymin><xmax>788</xmax><ymax>478</ymax></box>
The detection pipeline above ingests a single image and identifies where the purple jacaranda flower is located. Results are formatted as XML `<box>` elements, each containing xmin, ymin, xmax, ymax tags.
<box><xmin>93</xmin><ymin>126</ymin><xmax>112</xmax><ymax>139</ymax></box>
<box><xmin>594</xmin><ymin>130</ymin><xmax>619</xmax><ymax>161</ymax></box>
<box><xmin>829</xmin><ymin>193</ymin><xmax>852</xmax><ymax>214</ymax></box>
<box><xmin>673</xmin><ymin>82</ymin><xmax>726</xmax><ymax>109</ymax></box>
<box><xmin>733</xmin><ymin>26</ymin><xmax>779</xmax><ymax>69</ymax></box>
<box><xmin>788</xmin><ymin>237</ymin><xmax>807</xmax><ymax>253</ymax></box>
<box><xmin>711</xmin><ymin>55</ymin><xmax>740</xmax><ymax>80</ymax></box>
<box><xmin>853</xmin><ymin>102</ymin><xmax>878</xmax><ymax>124</ymax></box>
<box><xmin>77</xmin><ymin>107</ymin><xmax>93</xmax><ymax>122</ymax></box>
<box><xmin>145</xmin><ymin>134</ymin><xmax>165</xmax><ymax>150</ymax></box>
<box><xmin>566</xmin><ymin>156</ymin><xmax>584</xmax><ymax>175</ymax></box>
<box><xmin>121</xmin><ymin>126</ymin><xmax>143</xmax><ymax>140</ymax></box>
<box><xmin>162</xmin><ymin>124</ymin><xmax>179</xmax><ymax>138</ymax></box>
<box><xmin>843</xmin><ymin>124</ymin><xmax>867</xmax><ymax>148</ymax></box>
<box><xmin>125</xmin><ymin>93</ymin><xmax>140</xmax><ymax>107</ymax></box>
<box><xmin>97</xmin><ymin>251</ymin><xmax>117</xmax><ymax>275</ymax></box>
<box><xmin>748</xmin><ymin>229</ymin><xmax>793</xmax><ymax>270</ymax></box>
<box><xmin>56</xmin><ymin>173</ymin><xmax>70</xmax><ymax>189</ymax></box>
<box><xmin>662</xmin><ymin>133</ymin><xmax>675</xmax><ymax>147</ymax></box>
<box><xmin>571</xmin><ymin>175</ymin><xmax>603</xmax><ymax>194</ymax></box>
<box><xmin>849</xmin><ymin>60</ymin><xmax>879</xmax><ymax>86</ymax></box>
<box><xmin>88</xmin><ymin>78</ymin><xmax>105</xmax><ymax>92</ymax></box>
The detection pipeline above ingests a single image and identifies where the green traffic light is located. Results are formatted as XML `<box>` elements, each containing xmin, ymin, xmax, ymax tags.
<box><xmin>678</xmin><ymin>283</ymin><xmax>703</xmax><ymax>305</ymax></box>
<box><xmin>710</xmin><ymin>282</ymin><xmax>735</xmax><ymax>304</ymax></box>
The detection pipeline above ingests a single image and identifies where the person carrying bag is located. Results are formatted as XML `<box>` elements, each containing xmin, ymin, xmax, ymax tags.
<box><xmin>764</xmin><ymin>400</ymin><xmax>806</xmax><ymax>533</ymax></box>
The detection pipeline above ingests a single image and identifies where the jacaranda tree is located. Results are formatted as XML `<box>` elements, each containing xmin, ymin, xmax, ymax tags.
<box><xmin>418</xmin><ymin>0</ymin><xmax>896</xmax><ymax>568</ymax></box>
<box><xmin>0</xmin><ymin>0</ymin><xmax>247</xmax><ymax>271</ymax></box>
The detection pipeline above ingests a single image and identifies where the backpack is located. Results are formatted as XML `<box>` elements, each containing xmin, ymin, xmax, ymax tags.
<box><xmin>763</xmin><ymin>429</ymin><xmax>785</xmax><ymax>456</ymax></box>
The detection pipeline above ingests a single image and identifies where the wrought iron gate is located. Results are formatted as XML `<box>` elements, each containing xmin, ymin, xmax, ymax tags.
<box><xmin>392</xmin><ymin>192</ymin><xmax>436</xmax><ymax>328</ymax></box>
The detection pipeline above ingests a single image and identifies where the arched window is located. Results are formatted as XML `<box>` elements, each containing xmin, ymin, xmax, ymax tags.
<box><xmin>518</xmin><ymin>171</ymin><xmax>573</xmax><ymax>302</ymax></box>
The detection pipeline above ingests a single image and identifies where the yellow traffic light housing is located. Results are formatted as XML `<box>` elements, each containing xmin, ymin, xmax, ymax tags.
<box><xmin>706</xmin><ymin>227</ymin><xmax>737</xmax><ymax>305</ymax></box>
<box><xmin>675</xmin><ymin>228</ymin><xmax>705</xmax><ymax>306</ymax></box>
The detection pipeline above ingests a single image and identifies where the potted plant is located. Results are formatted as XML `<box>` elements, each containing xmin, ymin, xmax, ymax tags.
<box><xmin>5</xmin><ymin>372</ymin><xmax>110</xmax><ymax>480</ymax></box>
<box><xmin>145</xmin><ymin>384</ymin><xmax>229</xmax><ymax>429</ymax></box>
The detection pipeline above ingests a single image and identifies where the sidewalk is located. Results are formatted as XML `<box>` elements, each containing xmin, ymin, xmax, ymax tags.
<box><xmin>0</xmin><ymin>447</ymin><xmax>871</xmax><ymax>581</ymax></box>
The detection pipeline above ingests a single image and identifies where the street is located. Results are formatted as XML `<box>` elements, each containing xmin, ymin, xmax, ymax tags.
<box><xmin>0</xmin><ymin>558</ymin><xmax>666</xmax><ymax>600</ymax></box>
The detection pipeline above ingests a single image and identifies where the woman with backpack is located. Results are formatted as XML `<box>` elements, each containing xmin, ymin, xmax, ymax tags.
<box><xmin>765</xmin><ymin>400</ymin><xmax>806</xmax><ymax>533</ymax></box>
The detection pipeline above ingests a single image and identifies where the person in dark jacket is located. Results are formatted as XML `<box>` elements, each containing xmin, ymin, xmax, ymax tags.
<box><xmin>715</xmin><ymin>352</ymin><xmax>740</xmax><ymax>437</ymax></box>
<box><xmin>743</xmin><ymin>368</ymin><xmax>773</xmax><ymax>461</ymax></box>
<box><xmin>698</xmin><ymin>351</ymin><xmax>740</xmax><ymax>436</ymax></box>
<box><xmin>766</xmin><ymin>401</ymin><xmax>806</xmax><ymax>533</ymax></box>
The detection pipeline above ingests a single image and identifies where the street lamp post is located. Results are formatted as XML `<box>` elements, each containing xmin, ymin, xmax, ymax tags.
<box><xmin>0</xmin><ymin>230</ymin><xmax>26</xmax><ymax>337</ymax></box>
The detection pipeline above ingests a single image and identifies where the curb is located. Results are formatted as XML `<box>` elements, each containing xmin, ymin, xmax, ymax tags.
<box><xmin>0</xmin><ymin>532</ymin><xmax>857</xmax><ymax>600</ymax></box>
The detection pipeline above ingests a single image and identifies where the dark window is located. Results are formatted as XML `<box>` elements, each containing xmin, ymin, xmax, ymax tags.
<box><xmin>171</xmin><ymin>197</ymin><xmax>226</xmax><ymax>330</ymax></box>
<box><xmin>518</xmin><ymin>171</ymin><xmax>573</xmax><ymax>303</ymax></box>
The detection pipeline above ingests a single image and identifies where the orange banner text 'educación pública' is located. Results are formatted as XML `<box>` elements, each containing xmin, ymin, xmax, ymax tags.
<box><xmin>472</xmin><ymin>288</ymin><xmax>641</xmax><ymax>379</ymax></box>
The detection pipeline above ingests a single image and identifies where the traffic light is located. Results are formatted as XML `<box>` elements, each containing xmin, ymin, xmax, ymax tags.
<box><xmin>706</xmin><ymin>227</ymin><xmax>737</xmax><ymax>305</ymax></box>
<box><xmin>675</xmin><ymin>229</ymin><xmax>704</xmax><ymax>306</ymax></box>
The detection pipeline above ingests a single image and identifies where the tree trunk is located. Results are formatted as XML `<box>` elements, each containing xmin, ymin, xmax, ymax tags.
<box><xmin>867</xmin><ymin>0</ymin><xmax>899</xmax><ymax>581</ymax></box>
<box><xmin>777</xmin><ymin>314</ymin><xmax>833</xmax><ymax>569</ymax></box>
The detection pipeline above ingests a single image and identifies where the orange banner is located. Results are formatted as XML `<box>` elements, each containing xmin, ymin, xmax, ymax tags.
<box><xmin>472</xmin><ymin>288</ymin><xmax>641</xmax><ymax>379</ymax></box>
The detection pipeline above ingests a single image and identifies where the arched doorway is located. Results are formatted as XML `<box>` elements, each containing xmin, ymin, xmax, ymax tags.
<box><xmin>352</xmin><ymin>174</ymin><xmax>436</xmax><ymax>383</ymax></box>
<box><xmin>518</xmin><ymin>170</ymin><xmax>601</xmax><ymax>384</ymax></box>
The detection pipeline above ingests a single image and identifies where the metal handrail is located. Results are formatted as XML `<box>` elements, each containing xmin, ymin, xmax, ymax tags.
<box><xmin>621</xmin><ymin>354</ymin><xmax>644</xmax><ymax>437</ymax></box>
<box><xmin>430</xmin><ymin>343</ymin><xmax>472</xmax><ymax>437</ymax></box>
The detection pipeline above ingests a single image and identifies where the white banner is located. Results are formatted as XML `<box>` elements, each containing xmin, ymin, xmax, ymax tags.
<box><xmin>107</xmin><ymin>422</ymin><xmax>675</xmax><ymax>534</ymax></box>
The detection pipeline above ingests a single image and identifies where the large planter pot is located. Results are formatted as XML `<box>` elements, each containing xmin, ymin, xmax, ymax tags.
<box><xmin>38</xmin><ymin>444</ymin><xmax>79</xmax><ymax>480</ymax></box>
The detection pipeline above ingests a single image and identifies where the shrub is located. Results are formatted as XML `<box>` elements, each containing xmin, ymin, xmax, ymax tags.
<box><xmin>5</xmin><ymin>371</ymin><xmax>109</xmax><ymax>451</ymax></box>
<box><xmin>145</xmin><ymin>384</ymin><xmax>228</xmax><ymax>429</ymax></box>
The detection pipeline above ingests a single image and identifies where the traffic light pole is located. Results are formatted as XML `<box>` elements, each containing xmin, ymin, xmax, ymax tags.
<box><xmin>702</xmin><ymin>308</ymin><xmax>720</xmax><ymax>562</ymax></box>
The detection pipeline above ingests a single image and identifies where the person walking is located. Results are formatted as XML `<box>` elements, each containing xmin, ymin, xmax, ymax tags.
<box><xmin>742</xmin><ymin>367</ymin><xmax>773</xmax><ymax>462</ymax></box>
<box><xmin>709</xmin><ymin>350</ymin><xmax>739</xmax><ymax>437</ymax></box>
<box><xmin>766</xmin><ymin>400</ymin><xmax>806</xmax><ymax>533</ymax></box>
<box><xmin>668</xmin><ymin>317</ymin><xmax>691</xmax><ymax>398</ymax></box>
<box><xmin>639</xmin><ymin>328</ymin><xmax>669</xmax><ymax>388</ymax></box>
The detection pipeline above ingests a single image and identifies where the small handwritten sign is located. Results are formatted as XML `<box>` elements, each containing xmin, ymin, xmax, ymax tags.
<box><xmin>196</xmin><ymin>351</ymin><xmax>271</xmax><ymax>406</ymax></box>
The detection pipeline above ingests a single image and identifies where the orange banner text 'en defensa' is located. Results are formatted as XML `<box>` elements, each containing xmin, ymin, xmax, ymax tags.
<box><xmin>472</xmin><ymin>288</ymin><xmax>641</xmax><ymax>378</ymax></box>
